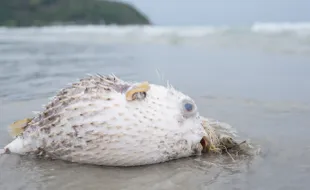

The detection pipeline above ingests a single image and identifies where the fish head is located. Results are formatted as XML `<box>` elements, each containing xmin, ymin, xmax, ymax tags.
<box><xmin>116</xmin><ymin>78</ymin><xmax>212</xmax><ymax>154</ymax></box>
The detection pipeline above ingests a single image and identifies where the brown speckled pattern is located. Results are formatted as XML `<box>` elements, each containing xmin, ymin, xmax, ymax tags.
<box><xmin>7</xmin><ymin>74</ymin><xmax>215</xmax><ymax>166</ymax></box>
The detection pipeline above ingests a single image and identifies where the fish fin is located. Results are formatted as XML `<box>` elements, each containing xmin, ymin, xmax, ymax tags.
<box><xmin>125</xmin><ymin>82</ymin><xmax>150</xmax><ymax>101</ymax></box>
<box><xmin>8</xmin><ymin>118</ymin><xmax>33</xmax><ymax>138</ymax></box>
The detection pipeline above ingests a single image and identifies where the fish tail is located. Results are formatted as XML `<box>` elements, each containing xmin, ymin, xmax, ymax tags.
<box><xmin>8</xmin><ymin>118</ymin><xmax>33</xmax><ymax>137</ymax></box>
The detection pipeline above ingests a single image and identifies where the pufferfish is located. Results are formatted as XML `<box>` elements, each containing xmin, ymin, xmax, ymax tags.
<box><xmin>0</xmin><ymin>74</ymin><xmax>240</xmax><ymax>166</ymax></box>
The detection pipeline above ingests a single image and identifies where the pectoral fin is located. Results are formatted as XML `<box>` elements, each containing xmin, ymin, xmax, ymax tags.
<box><xmin>125</xmin><ymin>82</ymin><xmax>150</xmax><ymax>101</ymax></box>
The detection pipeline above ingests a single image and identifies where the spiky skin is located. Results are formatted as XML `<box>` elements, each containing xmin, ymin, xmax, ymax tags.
<box><xmin>3</xmin><ymin>75</ymin><xmax>227</xmax><ymax>166</ymax></box>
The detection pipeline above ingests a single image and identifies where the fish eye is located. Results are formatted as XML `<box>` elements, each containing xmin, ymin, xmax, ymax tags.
<box><xmin>181</xmin><ymin>99</ymin><xmax>197</xmax><ymax>117</ymax></box>
<box><xmin>184</xmin><ymin>103</ymin><xmax>193</xmax><ymax>112</ymax></box>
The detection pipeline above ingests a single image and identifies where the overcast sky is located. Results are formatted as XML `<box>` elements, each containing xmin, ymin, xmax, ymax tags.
<box><xmin>123</xmin><ymin>0</ymin><xmax>310</xmax><ymax>26</ymax></box>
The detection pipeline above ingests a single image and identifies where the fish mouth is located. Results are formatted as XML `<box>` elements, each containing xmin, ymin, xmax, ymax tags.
<box><xmin>200</xmin><ymin>136</ymin><xmax>211</xmax><ymax>153</ymax></box>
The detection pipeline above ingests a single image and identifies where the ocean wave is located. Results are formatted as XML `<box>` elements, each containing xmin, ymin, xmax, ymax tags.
<box><xmin>1</xmin><ymin>22</ymin><xmax>310</xmax><ymax>55</ymax></box>
<box><xmin>1</xmin><ymin>25</ymin><xmax>230</xmax><ymax>37</ymax></box>
<box><xmin>2</xmin><ymin>22</ymin><xmax>310</xmax><ymax>35</ymax></box>
<box><xmin>251</xmin><ymin>22</ymin><xmax>310</xmax><ymax>35</ymax></box>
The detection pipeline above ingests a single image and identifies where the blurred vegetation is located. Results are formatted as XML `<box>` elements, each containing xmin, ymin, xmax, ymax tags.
<box><xmin>0</xmin><ymin>0</ymin><xmax>151</xmax><ymax>27</ymax></box>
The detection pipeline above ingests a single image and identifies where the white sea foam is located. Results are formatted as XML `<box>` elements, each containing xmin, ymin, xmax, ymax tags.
<box><xmin>1</xmin><ymin>22</ymin><xmax>310</xmax><ymax>55</ymax></box>
<box><xmin>2</xmin><ymin>22</ymin><xmax>309</xmax><ymax>35</ymax></box>
<box><xmin>251</xmin><ymin>22</ymin><xmax>310</xmax><ymax>35</ymax></box>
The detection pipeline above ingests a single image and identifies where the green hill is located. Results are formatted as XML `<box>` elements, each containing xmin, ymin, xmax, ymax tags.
<box><xmin>0</xmin><ymin>0</ymin><xmax>151</xmax><ymax>27</ymax></box>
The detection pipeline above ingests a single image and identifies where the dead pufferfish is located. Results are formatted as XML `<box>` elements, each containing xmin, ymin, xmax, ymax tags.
<box><xmin>0</xmin><ymin>74</ymin><xmax>242</xmax><ymax>166</ymax></box>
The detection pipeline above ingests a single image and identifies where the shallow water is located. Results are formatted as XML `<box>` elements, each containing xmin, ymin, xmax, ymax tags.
<box><xmin>1</xmin><ymin>26</ymin><xmax>310</xmax><ymax>190</ymax></box>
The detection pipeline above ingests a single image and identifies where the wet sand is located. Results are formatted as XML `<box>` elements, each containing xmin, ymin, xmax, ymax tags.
<box><xmin>1</xmin><ymin>27</ymin><xmax>310</xmax><ymax>189</ymax></box>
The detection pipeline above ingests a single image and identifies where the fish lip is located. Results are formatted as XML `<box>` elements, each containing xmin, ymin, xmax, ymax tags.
<box><xmin>200</xmin><ymin>136</ymin><xmax>211</xmax><ymax>153</ymax></box>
